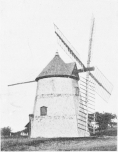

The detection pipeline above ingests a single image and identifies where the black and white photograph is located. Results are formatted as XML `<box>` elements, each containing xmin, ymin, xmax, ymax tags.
<box><xmin>0</xmin><ymin>0</ymin><xmax>117</xmax><ymax>151</ymax></box>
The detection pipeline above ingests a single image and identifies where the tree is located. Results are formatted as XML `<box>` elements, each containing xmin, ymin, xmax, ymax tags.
<box><xmin>88</xmin><ymin>112</ymin><xmax>117</xmax><ymax>133</ymax></box>
<box><xmin>95</xmin><ymin>112</ymin><xmax>117</xmax><ymax>131</ymax></box>
<box><xmin>1</xmin><ymin>126</ymin><xmax>11</xmax><ymax>137</ymax></box>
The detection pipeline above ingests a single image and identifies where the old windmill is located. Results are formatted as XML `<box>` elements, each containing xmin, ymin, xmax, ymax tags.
<box><xmin>54</xmin><ymin>18</ymin><xmax>113</xmax><ymax>133</ymax></box>
<box><xmin>8</xmin><ymin>19</ymin><xmax>113</xmax><ymax>138</ymax></box>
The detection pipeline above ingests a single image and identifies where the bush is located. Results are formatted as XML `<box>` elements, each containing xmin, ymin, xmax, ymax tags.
<box><xmin>1</xmin><ymin>126</ymin><xmax>11</xmax><ymax>137</ymax></box>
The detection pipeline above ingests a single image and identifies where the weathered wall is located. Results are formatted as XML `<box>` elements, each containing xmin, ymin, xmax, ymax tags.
<box><xmin>31</xmin><ymin>77</ymin><xmax>88</xmax><ymax>138</ymax></box>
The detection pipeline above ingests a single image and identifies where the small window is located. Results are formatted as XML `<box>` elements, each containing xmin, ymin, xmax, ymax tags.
<box><xmin>40</xmin><ymin>106</ymin><xmax>47</xmax><ymax>116</ymax></box>
<box><xmin>75</xmin><ymin>87</ymin><xmax>79</xmax><ymax>96</ymax></box>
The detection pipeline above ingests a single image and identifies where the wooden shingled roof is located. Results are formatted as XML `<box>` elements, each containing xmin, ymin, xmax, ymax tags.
<box><xmin>35</xmin><ymin>52</ymin><xmax>79</xmax><ymax>81</ymax></box>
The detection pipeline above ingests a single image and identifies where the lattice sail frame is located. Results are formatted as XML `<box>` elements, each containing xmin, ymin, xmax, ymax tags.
<box><xmin>79</xmin><ymin>76</ymin><xmax>95</xmax><ymax>134</ymax></box>
<box><xmin>90</xmin><ymin>67</ymin><xmax>113</xmax><ymax>102</ymax></box>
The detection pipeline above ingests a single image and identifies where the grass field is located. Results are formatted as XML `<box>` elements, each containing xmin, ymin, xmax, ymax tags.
<box><xmin>1</xmin><ymin>128</ymin><xmax>117</xmax><ymax>151</ymax></box>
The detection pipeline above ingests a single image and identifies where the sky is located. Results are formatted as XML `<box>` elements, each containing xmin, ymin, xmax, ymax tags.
<box><xmin>0</xmin><ymin>0</ymin><xmax>118</xmax><ymax>132</ymax></box>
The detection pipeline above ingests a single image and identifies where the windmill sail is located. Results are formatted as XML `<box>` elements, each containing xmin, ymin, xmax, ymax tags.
<box><xmin>54</xmin><ymin>24</ymin><xmax>113</xmax><ymax>102</ymax></box>
<box><xmin>54</xmin><ymin>24</ymin><xmax>85</xmax><ymax>70</ymax></box>
<box><xmin>85</xmin><ymin>17</ymin><xmax>95</xmax><ymax>133</ymax></box>
<box><xmin>8</xmin><ymin>80</ymin><xmax>35</xmax><ymax>86</ymax></box>
<box><xmin>79</xmin><ymin>76</ymin><xmax>95</xmax><ymax>133</ymax></box>
<box><xmin>90</xmin><ymin>67</ymin><xmax>113</xmax><ymax>101</ymax></box>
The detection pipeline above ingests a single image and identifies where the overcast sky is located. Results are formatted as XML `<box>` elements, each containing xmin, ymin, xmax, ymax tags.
<box><xmin>0</xmin><ymin>0</ymin><xmax>118</xmax><ymax>132</ymax></box>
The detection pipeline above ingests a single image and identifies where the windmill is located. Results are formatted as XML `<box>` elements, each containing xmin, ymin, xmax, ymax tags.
<box><xmin>8</xmin><ymin>19</ymin><xmax>113</xmax><ymax>136</ymax></box>
<box><xmin>54</xmin><ymin>18</ymin><xmax>113</xmax><ymax>133</ymax></box>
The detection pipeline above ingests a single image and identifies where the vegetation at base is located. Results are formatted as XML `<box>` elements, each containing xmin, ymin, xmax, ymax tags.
<box><xmin>91</xmin><ymin>127</ymin><xmax>117</xmax><ymax>136</ymax></box>
<box><xmin>1</xmin><ymin>134</ymin><xmax>117</xmax><ymax>151</ymax></box>
<box><xmin>95</xmin><ymin>112</ymin><xmax>117</xmax><ymax>130</ymax></box>
<box><xmin>1</xmin><ymin>126</ymin><xmax>11</xmax><ymax>137</ymax></box>
<box><xmin>88</xmin><ymin>112</ymin><xmax>117</xmax><ymax>133</ymax></box>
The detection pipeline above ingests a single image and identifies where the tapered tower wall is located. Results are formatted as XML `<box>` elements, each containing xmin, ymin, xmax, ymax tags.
<box><xmin>30</xmin><ymin>77</ymin><xmax>89</xmax><ymax>138</ymax></box>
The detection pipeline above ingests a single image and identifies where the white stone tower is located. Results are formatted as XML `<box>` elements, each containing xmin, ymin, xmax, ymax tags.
<box><xmin>30</xmin><ymin>52</ymin><xmax>89</xmax><ymax>138</ymax></box>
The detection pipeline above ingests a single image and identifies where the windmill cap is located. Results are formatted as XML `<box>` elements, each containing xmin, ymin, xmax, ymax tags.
<box><xmin>35</xmin><ymin>53</ymin><xmax>79</xmax><ymax>81</ymax></box>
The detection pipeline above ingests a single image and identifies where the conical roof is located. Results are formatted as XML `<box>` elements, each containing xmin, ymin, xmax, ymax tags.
<box><xmin>35</xmin><ymin>52</ymin><xmax>79</xmax><ymax>81</ymax></box>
